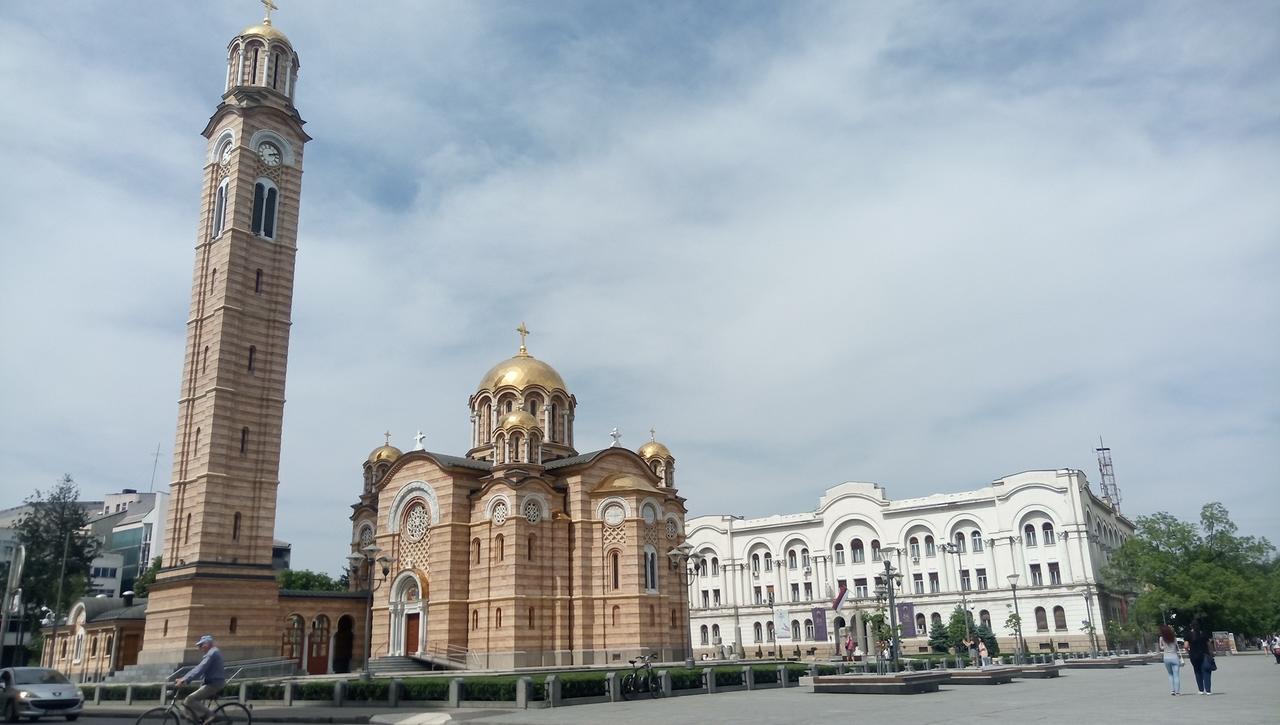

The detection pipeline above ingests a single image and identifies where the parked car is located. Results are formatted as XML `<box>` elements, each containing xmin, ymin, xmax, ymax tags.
<box><xmin>0</xmin><ymin>667</ymin><xmax>84</xmax><ymax>722</ymax></box>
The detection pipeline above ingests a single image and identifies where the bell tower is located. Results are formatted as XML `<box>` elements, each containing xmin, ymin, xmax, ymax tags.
<box><xmin>139</xmin><ymin>2</ymin><xmax>310</xmax><ymax>665</ymax></box>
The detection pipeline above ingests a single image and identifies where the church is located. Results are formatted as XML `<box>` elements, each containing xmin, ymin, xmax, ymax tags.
<box><xmin>41</xmin><ymin>6</ymin><xmax>691</xmax><ymax>678</ymax></box>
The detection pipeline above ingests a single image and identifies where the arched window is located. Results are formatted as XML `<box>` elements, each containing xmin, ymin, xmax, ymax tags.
<box><xmin>232</xmin><ymin>512</ymin><xmax>242</xmax><ymax>541</ymax></box>
<box><xmin>527</xmin><ymin>534</ymin><xmax>535</xmax><ymax>561</ymax></box>
<box><xmin>766</xmin><ymin>621</ymin><xmax>775</xmax><ymax>642</ymax></box>
<box><xmin>472</xmin><ymin>538</ymin><xmax>481</xmax><ymax>565</ymax></box>
<box><xmin>184</xmin><ymin>513</ymin><xmax>191</xmax><ymax>544</ymax></box>
<box><xmin>801</xmin><ymin>549</ymin><xmax>811</xmax><ymax>568</ymax></box>
<box><xmin>247</xmin><ymin>345</ymin><xmax>256</xmax><ymax>372</ymax></box>
<box><xmin>254</xmin><ymin>268</ymin><xmax>263</xmax><ymax>293</ymax></box>
<box><xmin>212</xmin><ymin>179</ymin><xmax>229</xmax><ymax>237</ymax></box>
<box><xmin>971</xmin><ymin>531</ymin><xmax>984</xmax><ymax>552</ymax></box>
<box><xmin>916</xmin><ymin>613</ymin><xmax>927</xmax><ymax>634</ymax></box>
<box><xmin>752</xmin><ymin>553</ymin><xmax>761</xmax><ymax>572</ymax></box>
<box><xmin>790</xmin><ymin>620</ymin><xmax>801</xmax><ymax>641</ymax></box>
<box><xmin>271</xmin><ymin>52</ymin><xmax>281</xmax><ymax>89</ymax></box>
<box><xmin>909</xmin><ymin>537</ymin><xmax>920</xmax><ymax>559</ymax></box>
<box><xmin>644</xmin><ymin>548</ymin><xmax>658</xmax><ymax>591</ymax></box>
<box><xmin>89</xmin><ymin>636</ymin><xmax>97</xmax><ymax>657</ymax></box>
<box><xmin>834</xmin><ymin>543</ymin><xmax>845</xmax><ymax>564</ymax></box>
<box><xmin>931</xmin><ymin>612</ymin><xmax>943</xmax><ymax>630</ymax></box>
<box><xmin>711</xmin><ymin>557</ymin><xmax>719</xmax><ymax>576</ymax></box>
<box><xmin>852</xmin><ymin>539</ymin><xmax>865</xmax><ymax>563</ymax></box>
<box><xmin>202</xmin><ymin>346</ymin><xmax>208</xmax><ymax>374</ymax></box>
<box><xmin>495</xmin><ymin>608</ymin><xmax>503</xmax><ymax>629</ymax></box>
<box><xmin>528</xmin><ymin>607</ymin><xmax>536</xmax><ymax>629</ymax></box>
<box><xmin>953</xmin><ymin>532</ymin><xmax>966</xmax><ymax>553</ymax></box>
<box><xmin>210</xmin><ymin>267</ymin><xmax>217</xmax><ymax>294</ymax></box>
<box><xmin>229</xmin><ymin>617</ymin><xmax>238</xmax><ymax>634</ymax></box>
<box><xmin>870</xmin><ymin>540</ymin><xmax>882</xmax><ymax>561</ymax></box>
<box><xmin>494</xmin><ymin>534</ymin><xmax>505</xmax><ymax>562</ymax></box>
<box><xmin>925</xmin><ymin>535</ymin><xmax>936</xmax><ymax>557</ymax></box>
<box><xmin>979</xmin><ymin>609</ymin><xmax>991</xmax><ymax>628</ymax></box>
<box><xmin>1043</xmin><ymin>523</ymin><xmax>1056</xmax><ymax>545</ymax></box>
<box><xmin>787</xmin><ymin>550</ymin><xmax>797</xmax><ymax>569</ymax></box>
<box><xmin>698</xmin><ymin>559</ymin><xmax>708</xmax><ymax>577</ymax></box>
<box><xmin>251</xmin><ymin>179</ymin><xmax>279</xmax><ymax>238</ymax></box>
<box><xmin>753</xmin><ymin>622</ymin><xmax>763</xmax><ymax>642</ymax></box>
<box><xmin>699</xmin><ymin>625</ymin><xmax>709</xmax><ymax>645</ymax></box>
<box><xmin>192</xmin><ymin>427</ymin><xmax>200</xmax><ymax>459</ymax></box>
<box><xmin>471</xmin><ymin>610</ymin><xmax>479</xmax><ymax>630</ymax></box>
<box><xmin>671</xmin><ymin>609</ymin><xmax>678</xmax><ymax>629</ymax></box>
<box><xmin>610</xmin><ymin>551</ymin><xmax>620</xmax><ymax>590</ymax></box>
<box><xmin>240</xmin><ymin>427</ymin><xmax>249</xmax><ymax>454</ymax></box>
<box><xmin>1053</xmin><ymin>606</ymin><xmax>1067</xmax><ymax>631</ymax></box>
<box><xmin>712</xmin><ymin>624</ymin><xmax>721</xmax><ymax>642</ymax></box>
<box><xmin>763</xmin><ymin>553</ymin><xmax>773</xmax><ymax>571</ymax></box>
<box><xmin>1024</xmin><ymin>524</ymin><xmax>1037</xmax><ymax>546</ymax></box>
<box><xmin>1034</xmin><ymin>607</ymin><xmax>1048</xmax><ymax>631</ymax></box>
<box><xmin>804</xmin><ymin>619</ymin><xmax>814</xmax><ymax>640</ymax></box>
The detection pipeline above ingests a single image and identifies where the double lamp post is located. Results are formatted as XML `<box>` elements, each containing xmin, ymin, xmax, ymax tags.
<box><xmin>347</xmin><ymin>545</ymin><xmax>394</xmax><ymax>680</ymax></box>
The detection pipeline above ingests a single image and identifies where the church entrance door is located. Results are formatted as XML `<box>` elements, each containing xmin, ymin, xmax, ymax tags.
<box><xmin>404</xmin><ymin>613</ymin><xmax>420</xmax><ymax>654</ymax></box>
<box><xmin>308</xmin><ymin>615</ymin><xmax>331</xmax><ymax>675</ymax></box>
<box><xmin>120</xmin><ymin>634</ymin><xmax>140</xmax><ymax>667</ymax></box>
<box><xmin>332</xmin><ymin>616</ymin><xmax>354</xmax><ymax>673</ymax></box>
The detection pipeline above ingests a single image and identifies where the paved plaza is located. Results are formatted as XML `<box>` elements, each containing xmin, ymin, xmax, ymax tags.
<box><xmin>429</xmin><ymin>655</ymin><xmax>1278</xmax><ymax>725</ymax></box>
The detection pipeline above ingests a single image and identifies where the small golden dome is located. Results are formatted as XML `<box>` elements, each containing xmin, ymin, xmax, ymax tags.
<box><xmin>498</xmin><ymin>409</ymin><xmax>541</xmax><ymax>430</ymax></box>
<box><xmin>638</xmin><ymin>440</ymin><xmax>672</xmax><ymax>459</ymax></box>
<box><xmin>240</xmin><ymin>20</ymin><xmax>290</xmax><ymax>45</ymax></box>
<box><xmin>367</xmin><ymin>444</ymin><xmax>402</xmax><ymax>464</ymax></box>
<box><xmin>479</xmin><ymin>353</ymin><xmax>567</xmax><ymax>393</ymax></box>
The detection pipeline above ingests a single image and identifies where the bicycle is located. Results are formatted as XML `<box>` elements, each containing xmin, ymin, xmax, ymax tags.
<box><xmin>620</xmin><ymin>653</ymin><xmax>662</xmax><ymax>700</ymax></box>
<box><xmin>134</xmin><ymin>677</ymin><xmax>251</xmax><ymax>725</ymax></box>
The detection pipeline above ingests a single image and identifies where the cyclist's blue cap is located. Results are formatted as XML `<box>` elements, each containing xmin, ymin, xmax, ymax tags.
<box><xmin>195</xmin><ymin>635</ymin><xmax>215</xmax><ymax>646</ymax></box>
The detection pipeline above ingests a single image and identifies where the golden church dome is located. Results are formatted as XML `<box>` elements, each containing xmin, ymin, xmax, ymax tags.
<box><xmin>478</xmin><ymin>353</ymin><xmax>567</xmax><ymax>393</ymax></box>
<box><xmin>497</xmin><ymin>409</ymin><xmax>541</xmax><ymax>430</ymax></box>
<box><xmin>638</xmin><ymin>440</ymin><xmax>672</xmax><ymax>459</ymax></box>
<box><xmin>240</xmin><ymin>20</ymin><xmax>290</xmax><ymax>45</ymax></box>
<box><xmin>367</xmin><ymin>444</ymin><xmax>402</xmax><ymax>464</ymax></box>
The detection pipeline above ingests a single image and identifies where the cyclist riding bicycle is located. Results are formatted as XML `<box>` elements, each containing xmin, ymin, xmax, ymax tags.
<box><xmin>177</xmin><ymin>635</ymin><xmax>226</xmax><ymax>724</ymax></box>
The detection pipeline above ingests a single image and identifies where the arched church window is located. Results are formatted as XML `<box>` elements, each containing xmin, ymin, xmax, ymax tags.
<box><xmin>249</xmin><ymin>46</ymin><xmax>260</xmax><ymax>84</ymax></box>
<box><xmin>254</xmin><ymin>268</ymin><xmax>263</xmax><ymax>293</ymax></box>
<box><xmin>184</xmin><ymin>513</ymin><xmax>191</xmax><ymax>544</ymax></box>
<box><xmin>524</xmin><ymin>500</ymin><xmax>541</xmax><ymax>524</ymax></box>
<box><xmin>610</xmin><ymin>551</ymin><xmax>620</xmax><ymax>590</ymax></box>
<box><xmin>528</xmin><ymin>607</ymin><xmax>536</xmax><ymax>629</ymax></box>
<box><xmin>471</xmin><ymin>610</ymin><xmax>479</xmax><ymax>630</ymax></box>
<box><xmin>494</xmin><ymin>608</ymin><xmax>503</xmax><ymax>629</ymax></box>
<box><xmin>644</xmin><ymin>547</ymin><xmax>658</xmax><ymax>591</ymax></box>
<box><xmin>229</xmin><ymin>617</ymin><xmax>238</xmax><ymax>634</ymax></box>
<box><xmin>671</xmin><ymin>609</ymin><xmax>678</xmax><ymax>629</ymax></box>
<box><xmin>232</xmin><ymin>512</ymin><xmax>241</xmax><ymax>541</ymax></box>
<box><xmin>491</xmin><ymin>500</ymin><xmax>509</xmax><ymax>525</ymax></box>
<box><xmin>202</xmin><ymin>346</ymin><xmax>208</xmax><ymax>374</ymax></box>
<box><xmin>359</xmin><ymin>525</ymin><xmax>374</xmax><ymax>546</ymax></box>
<box><xmin>248</xmin><ymin>345</ymin><xmax>256</xmax><ymax>372</ymax></box>
<box><xmin>472</xmin><ymin>538</ymin><xmax>481</xmax><ymax>565</ymax></box>
<box><xmin>210</xmin><ymin>267</ymin><xmax>217</xmax><ymax>294</ymax></box>
<box><xmin>212</xmin><ymin>179</ymin><xmax>228</xmax><ymax>237</ymax></box>
<box><xmin>494</xmin><ymin>534</ymin><xmax>505</xmax><ymax>562</ymax></box>
<box><xmin>527</xmin><ymin>534</ymin><xmax>535</xmax><ymax>561</ymax></box>
<box><xmin>240</xmin><ymin>427</ymin><xmax>249</xmax><ymax>454</ymax></box>
<box><xmin>251</xmin><ymin>180</ymin><xmax>278</xmax><ymax>239</ymax></box>
<box><xmin>834</xmin><ymin>543</ymin><xmax>845</xmax><ymax>565</ymax></box>
<box><xmin>404</xmin><ymin>503</ymin><xmax>429</xmax><ymax>542</ymax></box>
<box><xmin>272</xmin><ymin>52</ymin><xmax>281</xmax><ymax>89</ymax></box>
<box><xmin>612</xmin><ymin>606</ymin><xmax>621</xmax><ymax>628</ymax></box>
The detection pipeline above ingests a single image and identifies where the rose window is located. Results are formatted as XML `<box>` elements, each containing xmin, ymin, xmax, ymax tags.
<box><xmin>524</xmin><ymin>500</ymin><xmax>541</xmax><ymax>524</ymax></box>
<box><xmin>359</xmin><ymin>526</ymin><xmax>374</xmax><ymax>545</ymax></box>
<box><xmin>666</xmin><ymin>520</ymin><xmax>679</xmax><ymax>539</ymax></box>
<box><xmin>404</xmin><ymin>503</ymin><xmax>429</xmax><ymax>542</ymax></box>
<box><xmin>492</xmin><ymin>501</ymin><xmax>509</xmax><ymax>526</ymax></box>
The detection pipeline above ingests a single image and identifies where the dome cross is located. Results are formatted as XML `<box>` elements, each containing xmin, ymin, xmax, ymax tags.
<box><xmin>260</xmin><ymin>0</ymin><xmax>279</xmax><ymax>24</ymax></box>
<box><xmin>516</xmin><ymin>322</ymin><xmax>530</xmax><ymax>355</ymax></box>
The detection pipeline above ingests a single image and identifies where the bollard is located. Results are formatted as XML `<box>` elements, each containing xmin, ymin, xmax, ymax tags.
<box><xmin>744</xmin><ymin>666</ymin><xmax>755</xmax><ymax>691</ymax></box>
<box><xmin>284</xmin><ymin>682</ymin><xmax>294</xmax><ymax>707</ymax></box>
<box><xmin>777</xmin><ymin>665</ymin><xmax>789</xmax><ymax>688</ymax></box>
<box><xmin>448</xmin><ymin>677</ymin><xmax>463</xmax><ymax>707</ymax></box>
<box><xmin>93</xmin><ymin>686</ymin><xmax>101</xmax><ymax>705</ymax></box>
<box><xmin>546</xmin><ymin>674</ymin><xmax>562</xmax><ymax>707</ymax></box>
<box><xmin>390</xmin><ymin>678</ymin><xmax>400</xmax><ymax>707</ymax></box>
<box><xmin>238</xmin><ymin>683</ymin><xmax>248</xmax><ymax>705</ymax></box>
<box><xmin>703</xmin><ymin>667</ymin><xmax>716</xmax><ymax>694</ymax></box>
<box><xmin>124</xmin><ymin>685</ymin><xmax>134</xmax><ymax>706</ymax></box>
<box><xmin>334</xmin><ymin>680</ymin><xmax>345</xmax><ymax>707</ymax></box>
<box><xmin>606</xmin><ymin>672</ymin><xmax>620</xmax><ymax>703</ymax></box>
<box><xmin>659</xmin><ymin>670</ymin><xmax>672</xmax><ymax>697</ymax></box>
<box><xmin>516</xmin><ymin>677</ymin><xmax>530</xmax><ymax>709</ymax></box>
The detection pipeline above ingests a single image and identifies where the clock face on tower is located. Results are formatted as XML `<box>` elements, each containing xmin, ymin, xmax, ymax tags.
<box><xmin>220</xmin><ymin>143</ymin><xmax>234</xmax><ymax>164</ymax></box>
<box><xmin>257</xmin><ymin>142</ymin><xmax>282</xmax><ymax>166</ymax></box>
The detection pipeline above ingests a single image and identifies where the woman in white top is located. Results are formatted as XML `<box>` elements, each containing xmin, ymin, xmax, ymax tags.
<box><xmin>1158</xmin><ymin>624</ymin><xmax>1182</xmax><ymax>695</ymax></box>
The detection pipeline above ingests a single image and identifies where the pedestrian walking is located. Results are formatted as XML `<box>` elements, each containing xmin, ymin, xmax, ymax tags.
<box><xmin>1270</xmin><ymin>634</ymin><xmax>1280</xmax><ymax>664</ymax></box>
<box><xmin>978</xmin><ymin>639</ymin><xmax>990</xmax><ymax>667</ymax></box>
<box><xmin>1186</xmin><ymin>621</ymin><xmax>1216</xmax><ymax>695</ymax></box>
<box><xmin>1157</xmin><ymin>624</ymin><xmax>1182</xmax><ymax>695</ymax></box>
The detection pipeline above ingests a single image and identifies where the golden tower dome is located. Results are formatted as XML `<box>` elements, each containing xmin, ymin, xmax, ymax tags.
<box><xmin>239</xmin><ymin>20</ymin><xmax>290</xmax><ymax>44</ymax></box>
<box><xmin>497</xmin><ymin>409</ymin><xmax>541</xmax><ymax>430</ymax></box>
<box><xmin>477</xmin><ymin>323</ymin><xmax>568</xmax><ymax>393</ymax></box>
<box><xmin>638</xmin><ymin>428</ymin><xmax>672</xmax><ymax>459</ymax></box>
<box><xmin>367</xmin><ymin>432</ymin><xmax>402</xmax><ymax>464</ymax></box>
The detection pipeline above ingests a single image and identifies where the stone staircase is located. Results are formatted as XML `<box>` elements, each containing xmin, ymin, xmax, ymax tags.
<box><xmin>366</xmin><ymin>654</ymin><xmax>461</xmax><ymax>676</ymax></box>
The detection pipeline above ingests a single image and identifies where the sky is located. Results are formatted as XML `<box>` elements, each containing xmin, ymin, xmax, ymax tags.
<box><xmin>1</xmin><ymin>1</ymin><xmax>1277</xmax><ymax>575</ymax></box>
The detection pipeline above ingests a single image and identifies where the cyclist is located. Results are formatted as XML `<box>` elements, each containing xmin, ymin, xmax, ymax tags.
<box><xmin>177</xmin><ymin>635</ymin><xmax>226</xmax><ymax>724</ymax></box>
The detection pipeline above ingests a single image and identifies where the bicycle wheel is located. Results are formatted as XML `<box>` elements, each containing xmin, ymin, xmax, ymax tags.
<box><xmin>645</xmin><ymin>672</ymin><xmax>661</xmax><ymax>698</ymax></box>
<box><xmin>211</xmin><ymin>702</ymin><xmax>252</xmax><ymax>725</ymax></box>
<box><xmin>619</xmin><ymin>673</ymin><xmax>636</xmax><ymax>701</ymax></box>
<box><xmin>134</xmin><ymin>707</ymin><xmax>179</xmax><ymax>725</ymax></box>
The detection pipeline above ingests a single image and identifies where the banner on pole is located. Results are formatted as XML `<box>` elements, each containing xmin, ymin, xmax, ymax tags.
<box><xmin>812</xmin><ymin>608</ymin><xmax>828</xmax><ymax>641</ymax></box>
<box><xmin>773</xmin><ymin>607</ymin><xmax>792</xmax><ymax>641</ymax></box>
<box><xmin>897</xmin><ymin>602</ymin><xmax>917</xmax><ymax>638</ymax></box>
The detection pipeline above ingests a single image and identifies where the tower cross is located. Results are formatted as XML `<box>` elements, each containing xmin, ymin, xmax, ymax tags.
<box><xmin>650</xmin><ymin>426</ymin><xmax>656</xmax><ymax>441</ymax></box>
<box><xmin>383</xmin><ymin>430</ymin><xmax>392</xmax><ymax>446</ymax></box>
<box><xmin>516</xmin><ymin>322</ymin><xmax>530</xmax><ymax>354</ymax></box>
<box><xmin>261</xmin><ymin>0</ymin><xmax>278</xmax><ymax>23</ymax></box>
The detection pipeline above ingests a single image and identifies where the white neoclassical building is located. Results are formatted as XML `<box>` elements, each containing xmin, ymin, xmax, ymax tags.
<box><xmin>685</xmin><ymin>469</ymin><xmax>1135</xmax><ymax>660</ymax></box>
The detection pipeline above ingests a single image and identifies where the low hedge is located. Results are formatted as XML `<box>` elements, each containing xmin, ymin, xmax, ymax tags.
<box><xmin>713</xmin><ymin>668</ymin><xmax>743</xmax><ymax>687</ymax></box>
<box><xmin>244</xmin><ymin>681</ymin><xmax>284</xmax><ymax>700</ymax></box>
<box><xmin>553</xmin><ymin>672</ymin><xmax>607</xmax><ymax>699</ymax></box>
<box><xmin>344</xmin><ymin>679</ymin><xmax>388</xmax><ymax>701</ymax></box>
<box><xmin>459</xmin><ymin>676</ymin><xmax>542</xmax><ymax>702</ymax></box>
<box><xmin>784</xmin><ymin>664</ymin><xmax>807</xmax><ymax>683</ymax></box>
<box><xmin>295</xmin><ymin>681</ymin><xmax>333</xmax><ymax>700</ymax></box>
<box><xmin>667</xmin><ymin>667</ymin><xmax>704</xmax><ymax>690</ymax></box>
<box><xmin>400</xmin><ymin>677</ymin><xmax>449</xmax><ymax>701</ymax></box>
<box><xmin>750</xmin><ymin>665</ymin><xmax>778</xmax><ymax>684</ymax></box>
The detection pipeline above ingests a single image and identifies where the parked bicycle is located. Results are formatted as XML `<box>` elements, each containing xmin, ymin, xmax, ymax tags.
<box><xmin>134</xmin><ymin>676</ymin><xmax>251</xmax><ymax>725</ymax></box>
<box><xmin>620</xmin><ymin>653</ymin><xmax>662</xmax><ymax>700</ymax></box>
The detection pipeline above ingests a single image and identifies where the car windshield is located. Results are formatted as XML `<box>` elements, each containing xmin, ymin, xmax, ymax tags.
<box><xmin>11</xmin><ymin>669</ymin><xmax>71</xmax><ymax>685</ymax></box>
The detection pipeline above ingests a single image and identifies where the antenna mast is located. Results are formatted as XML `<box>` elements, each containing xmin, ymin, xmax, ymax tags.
<box><xmin>1095</xmin><ymin>436</ymin><xmax>1120</xmax><ymax>512</ymax></box>
<box><xmin>149</xmin><ymin>442</ymin><xmax>161</xmax><ymax>492</ymax></box>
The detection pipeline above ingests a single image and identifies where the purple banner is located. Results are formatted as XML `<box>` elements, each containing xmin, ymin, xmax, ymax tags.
<box><xmin>897</xmin><ymin>602</ymin><xmax>917</xmax><ymax>637</ymax></box>
<box><xmin>811</xmin><ymin>608</ymin><xmax>829</xmax><ymax>641</ymax></box>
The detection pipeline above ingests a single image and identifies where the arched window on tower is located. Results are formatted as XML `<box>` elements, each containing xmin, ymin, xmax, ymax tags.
<box><xmin>184</xmin><ymin>513</ymin><xmax>191</xmax><ymax>544</ymax></box>
<box><xmin>255</xmin><ymin>268</ymin><xmax>263</xmax><ymax>293</ymax></box>
<box><xmin>527</xmin><ymin>534</ymin><xmax>535</xmax><ymax>561</ymax></box>
<box><xmin>1024</xmin><ymin>524</ymin><xmax>1037</xmax><ymax>546</ymax></box>
<box><xmin>232</xmin><ymin>512</ymin><xmax>241</xmax><ymax>541</ymax></box>
<box><xmin>249</xmin><ymin>45</ymin><xmax>260</xmax><ymax>84</ymax></box>
<box><xmin>212</xmin><ymin>179</ymin><xmax>229</xmax><ymax>237</ymax></box>
<box><xmin>610</xmin><ymin>551</ymin><xmax>620</xmax><ymax>590</ymax></box>
<box><xmin>971</xmin><ymin>531</ymin><xmax>984</xmax><ymax>552</ymax></box>
<box><xmin>251</xmin><ymin>179</ymin><xmax>278</xmax><ymax>239</ymax></box>
<box><xmin>472</xmin><ymin>538</ymin><xmax>481</xmax><ymax>565</ymax></box>
<box><xmin>247</xmin><ymin>345</ymin><xmax>256</xmax><ymax>373</ymax></box>
<box><xmin>240</xmin><ymin>427</ymin><xmax>249</xmax><ymax>454</ymax></box>
<box><xmin>271</xmin><ymin>52</ymin><xmax>281</xmax><ymax>89</ymax></box>
<box><xmin>1043</xmin><ymin>522</ymin><xmax>1056</xmax><ymax>544</ymax></box>
<box><xmin>852</xmin><ymin>539</ymin><xmax>864</xmax><ymax>563</ymax></box>
<box><xmin>494</xmin><ymin>534</ymin><xmax>505</xmax><ymax>563</ymax></box>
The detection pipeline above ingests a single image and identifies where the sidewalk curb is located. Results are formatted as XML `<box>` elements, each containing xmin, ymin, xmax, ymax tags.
<box><xmin>86</xmin><ymin>711</ymin><xmax>373</xmax><ymax>723</ymax></box>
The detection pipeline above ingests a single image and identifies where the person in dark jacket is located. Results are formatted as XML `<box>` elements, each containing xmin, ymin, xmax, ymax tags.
<box><xmin>1186</xmin><ymin>621</ymin><xmax>1215</xmax><ymax>695</ymax></box>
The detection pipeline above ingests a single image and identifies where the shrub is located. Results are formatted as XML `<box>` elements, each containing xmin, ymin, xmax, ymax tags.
<box><xmin>99</xmin><ymin>686</ymin><xmax>128</xmax><ymax>701</ymax></box>
<box><xmin>667</xmin><ymin>667</ymin><xmax>704</xmax><ymax>690</ymax></box>
<box><xmin>554</xmin><ymin>672</ymin><xmax>607</xmax><ymax>698</ymax></box>
<box><xmin>132</xmin><ymin>685</ymin><xmax>164</xmax><ymax>701</ymax></box>
<box><xmin>713</xmin><ymin>668</ymin><xmax>742</xmax><ymax>687</ymax></box>
<box><xmin>295</xmin><ymin>681</ymin><xmax>333</xmax><ymax>700</ymax></box>
<box><xmin>460</xmin><ymin>676</ymin><xmax>517</xmax><ymax>702</ymax></box>
<box><xmin>244</xmin><ymin>681</ymin><xmax>284</xmax><ymax>700</ymax></box>
<box><xmin>344</xmin><ymin>679</ymin><xmax>388</xmax><ymax>701</ymax></box>
<box><xmin>784</xmin><ymin>664</ymin><xmax>807</xmax><ymax>683</ymax></box>
<box><xmin>815</xmin><ymin>665</ymin><xmax>839</xmax><ymax>676</ymax></box>
<box><xmin>750</xmin><ymin>666</ymin><xmax>778</xmax><ymax>684</ymax></box>
<box><xmin>400</xmin><ymin>678</ymin><xmax>449</xmax><ymax>701</ymax></box>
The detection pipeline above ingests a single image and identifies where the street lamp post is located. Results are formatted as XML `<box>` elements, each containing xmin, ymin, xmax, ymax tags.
<box><xmin>1081</xmin><ymin>583</ymin><xmax>1100</xmax><ymax>657</ymax></box>
<box><xmin>1006</xmin><ymin>574</ymin><xmax>1024</xmax><ymax>664</ymax></box>
<box><xmin>940</xmin><ymin>542</ymin><xmax>972</xmax><ymax>642</ymax></box>
<box><xmin>667</xmin><ymin>543</ymin><xmax>701</xmax><ymax>668</ymax></box>
<box><xmin>347</xmin><ymin>546</ymin><xmax>394</xmax><ymax>680</ymax></box>
<box><xmin>876</xmin><ymin>549</ymin><xmax>901</xmax><ymax>666</ymax></box>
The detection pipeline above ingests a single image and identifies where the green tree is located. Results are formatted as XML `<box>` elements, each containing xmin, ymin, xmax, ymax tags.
<box><xmin>928</xmin><ymin>623</ymin><xmax>953</xmax><ymax>653</ymax></box>
<box><xmin>945</xmin><ymin>605</ymin><xmax>973</xmax><ymax>652</ymax></box>
<box><xmin>131</xmin><ymin>557</ymin><xmax>163</xmax><ymax>598</ymax></box>
<box><xmin>14</xmin><ymin>475</ymin><xmax>100</xmax><ymax>624</ymax></box>
<box><xmin>1105</xmin><ymin>502</ymin><xmax>1278</xmax><ymax>637</ymax></box>
<box><xmin>974</xmin><ymin>623</ymin><xmax>1000</xmax><ymax>657</ymax></box>
<box><xmin>276</xmin><ymin>569</ymin><xmax>345</xmax><ymax>592</ymax></box>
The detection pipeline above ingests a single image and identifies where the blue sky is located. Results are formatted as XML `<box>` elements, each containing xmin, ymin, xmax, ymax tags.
<box><xmin>1</xmin><ymin>1</ymin><xmax>1277</xmax><ymax>574</ymax></box>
